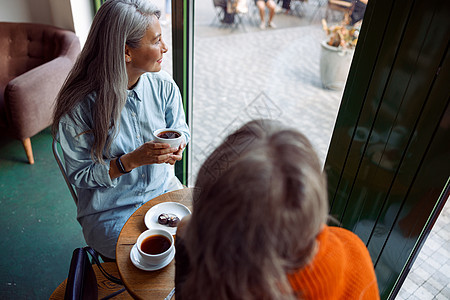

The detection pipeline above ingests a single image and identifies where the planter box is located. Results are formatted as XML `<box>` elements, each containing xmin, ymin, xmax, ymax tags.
<box><xmin>320</xmin><ymin>41</ymin><xmax>354</xmax><ymax>90</ymax></box>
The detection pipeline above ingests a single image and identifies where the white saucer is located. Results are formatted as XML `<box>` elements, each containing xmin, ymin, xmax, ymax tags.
<box><xmin>144</xmin><ymin>202</ymin><xmax>191</xmax><ymax>235</ymax></box>
<box><xmin>130</xmin><ymin>244</ymin><xmax>175</xmax><ymax>271</ymax></box>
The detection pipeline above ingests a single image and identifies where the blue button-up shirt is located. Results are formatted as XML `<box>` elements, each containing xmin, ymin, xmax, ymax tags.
<box><xmin>58</xmin><ymin>71</ymin><xmax>190</xmax><ymax>258</ymax></box>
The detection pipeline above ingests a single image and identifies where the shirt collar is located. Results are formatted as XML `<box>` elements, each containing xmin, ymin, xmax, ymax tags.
<box><xmin>128</xmin><ymin>75</ymin><xmax>144</xmax><ymax>102</ymax></box>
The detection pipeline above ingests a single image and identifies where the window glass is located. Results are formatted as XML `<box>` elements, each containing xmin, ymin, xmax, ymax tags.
<box><xmin>190</xmin><ymin>0</ymin><xmax>367</xmax><ymax>180</ymax></box>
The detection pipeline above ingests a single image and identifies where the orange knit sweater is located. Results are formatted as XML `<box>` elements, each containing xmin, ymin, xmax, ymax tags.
<box><xmin>288</xmin><ymin>225</ymin><xmax>380</xmax><ymax>299</ymax></box>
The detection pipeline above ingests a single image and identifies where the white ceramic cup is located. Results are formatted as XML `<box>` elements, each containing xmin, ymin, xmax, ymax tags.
<box><xmin>136</xmin><ymin>228</ymin><xmax>174</xmax><ymax>265</ymax></box>
<box><xmin>153</xmin><ymin>128</ymin><xmax>183</xmax><ymax>149</ymax></box>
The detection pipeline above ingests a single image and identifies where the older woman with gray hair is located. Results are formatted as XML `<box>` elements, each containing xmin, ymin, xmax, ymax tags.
<box><xmin>52</xmin><ymin>0</ymin><xmax>190</xmax><ymax>260</ymax></box>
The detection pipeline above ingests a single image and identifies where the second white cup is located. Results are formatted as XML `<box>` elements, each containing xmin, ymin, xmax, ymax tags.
<box><xmin>136</xmin><ymin>228</ymin><xmax>174</xmax><ymax>265</ymax></box>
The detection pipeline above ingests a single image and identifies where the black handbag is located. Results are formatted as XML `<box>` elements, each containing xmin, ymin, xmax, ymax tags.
<box><xmin>64</xmin><ymin>247</ymin><xmax>124</xmax><ymax>300</ymax></box>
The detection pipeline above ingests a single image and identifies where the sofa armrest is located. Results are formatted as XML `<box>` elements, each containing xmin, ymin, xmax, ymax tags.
<box><xmin>55</xmin><ymin>30</ymin><xmax>81</xmax><ymax>62</ymax></box>
<box><xmin>4</xmin><ymin>56</ymin><xmax>74</xmax><ymax>139</ymax></box>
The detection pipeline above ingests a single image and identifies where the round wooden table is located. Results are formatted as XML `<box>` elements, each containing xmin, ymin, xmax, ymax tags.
<box><xmin>116</xmin><ymin>188</ymin><xmax>193</xmax><ymax>300</ymax></box>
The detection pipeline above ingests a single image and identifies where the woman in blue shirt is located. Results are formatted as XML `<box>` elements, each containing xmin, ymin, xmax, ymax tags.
<box><xmin>52</xmin><ymin>0</ymin><xmax>190</xmax><ymax>260</ymax></box>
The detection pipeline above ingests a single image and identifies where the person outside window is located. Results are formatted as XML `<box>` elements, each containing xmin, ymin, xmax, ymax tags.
<box><xmin>255</xmin><ymin>0</ymin><xmax>277</xmax><ymax>29</ymax></box>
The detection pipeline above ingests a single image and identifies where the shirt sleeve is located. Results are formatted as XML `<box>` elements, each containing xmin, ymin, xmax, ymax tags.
<box><xmin>58</xmin><ymin>121</ymin><xmax>119</xmax><ymax>189</ymax></box>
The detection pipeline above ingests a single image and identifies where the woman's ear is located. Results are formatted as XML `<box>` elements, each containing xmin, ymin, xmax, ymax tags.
<box><xmin>124</xmin><ymin>45</ymin><xmax>132</xmax><ymax>63</ymax></box>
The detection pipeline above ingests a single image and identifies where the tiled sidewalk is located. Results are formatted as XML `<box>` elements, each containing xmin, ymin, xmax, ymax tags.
<box><xmin>397</xmin><ymin>199</ymin><xmax>450</xmax><ymax>300</ymax></box>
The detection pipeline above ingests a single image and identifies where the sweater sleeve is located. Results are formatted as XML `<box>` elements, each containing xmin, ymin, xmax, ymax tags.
<box><xmin>329</xmin><ymin>227</ymin><xmax>380</xmax><ymax>300</ymax></box>
<box><xmin>288</xmin><ymin>226</ymin><xmax>380</xmax><ymax>299</ymax></box>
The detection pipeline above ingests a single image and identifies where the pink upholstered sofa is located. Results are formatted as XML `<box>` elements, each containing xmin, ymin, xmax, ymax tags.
<box><xmin>0</xmin><ymin>22</ymin><xmax>80</xmax><ymax>164</ymax></box>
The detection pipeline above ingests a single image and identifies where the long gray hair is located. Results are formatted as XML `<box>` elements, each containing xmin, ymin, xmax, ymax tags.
<box><xmin>180</xmin><ymin>119</ymin><xmax>329</xmax><ymax>299</ymax></box>
<box><xmin>52</xmin><ymin>0</ymin><xmax>161</xmax><ymax>163</ymax></box>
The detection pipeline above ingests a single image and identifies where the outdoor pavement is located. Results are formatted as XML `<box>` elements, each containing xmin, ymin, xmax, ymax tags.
<box><xmin>189</xmin><ymin>0</ymin><xmax>342</xmax><ymax>177</ymax></box>
<box><xmin>155</xmin><ymin>0</ymin><xmax>450</xmax><ymax>298</ymax></box>
<box><xmin>397</xmin><ymin>204</ymin><xmax>450</xmax><ymax>300</ymax></box>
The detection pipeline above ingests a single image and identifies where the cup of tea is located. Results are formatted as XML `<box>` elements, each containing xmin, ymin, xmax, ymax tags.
<box><xmin>153</xmin><ymin>128</ymin><xmax>183</xmax><ymax>148</ymax></box>
<box><xmin>136</xmin><ymin>228</ymin><xmax>174</xmax><ymax>265</ymax></box>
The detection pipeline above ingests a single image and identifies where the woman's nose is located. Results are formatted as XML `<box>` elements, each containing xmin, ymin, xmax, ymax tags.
<box><xmin>161</xmin><ymin>39</ymin><xmax>168</xmax><ymax>53</ymax></box>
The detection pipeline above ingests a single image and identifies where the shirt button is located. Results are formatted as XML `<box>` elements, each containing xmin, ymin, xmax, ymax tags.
<box><xmin>138</xmin><ymin>193</ymin><xmax>142</xmax><ymax>196</ymax></box>
<box><xmin>141</xmin><ymin>174</ymin><xmax>145</xmax><ymax>178</ymax></box>
<box><xmin>131</xmin><ymin>112</ymin><xmax>136</xmax><ymax>117</ymax></box>
<box><xmin>135</xmin><ymin>204</ymin><xmax>139</xmax><ymax>208</ymax></box>
<box><xmin>136</xmin><ymin>135</ymin><xmax>140</xmax><ymax>139</ymax></box>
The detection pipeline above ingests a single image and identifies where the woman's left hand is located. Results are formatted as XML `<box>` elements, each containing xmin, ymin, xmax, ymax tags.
<box><xmin>166</xmin><ymin>141</ymin><xmax>186</xmax><ymax>165</ymax></box>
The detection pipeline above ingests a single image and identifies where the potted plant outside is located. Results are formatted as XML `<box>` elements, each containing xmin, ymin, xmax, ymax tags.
<box><xmin>320</xmin><ymin>19</ymin><xmax>359</xmax><ymax>90</ymax></box>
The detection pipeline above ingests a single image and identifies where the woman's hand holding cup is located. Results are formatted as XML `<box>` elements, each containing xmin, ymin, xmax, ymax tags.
<box><xmin>124</xmin><ymin>142</ymin><xmax>178</xmax><ymax>170</ymax></box>
<box><xmin>153</xmin><ymin>128</ymin><xmax>185</xmax><ymax>165</ymax></box>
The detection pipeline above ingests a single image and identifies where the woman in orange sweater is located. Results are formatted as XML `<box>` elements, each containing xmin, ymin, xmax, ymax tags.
<box><xmin>175</xmin><ymin>119</ymin><xmax>379</xmax><ymax>299</ymax></box>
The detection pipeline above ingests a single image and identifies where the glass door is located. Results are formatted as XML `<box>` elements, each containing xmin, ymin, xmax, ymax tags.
<box><xmin>324</xmin><ymin>0</ymin><xmax>449</xmax><ymax>298</ymax></box>
<box><xmin>166</xmin><ymin>0</ymin><xmax>449</xmax><ymax>298</ymax></box>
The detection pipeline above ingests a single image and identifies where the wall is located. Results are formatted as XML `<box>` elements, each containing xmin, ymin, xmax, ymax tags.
<box><xmin>69</xmin><ymin>0</ymin><xmax>94</xmax><ymax>46</ymax></box>
<box><xmin>0</xmin><ymin>0</ymin><xmax>94</xmax><ymax>47</ymax></box>
<box><xmin>0</xmin><ymin>0</ymin><xmax>53</xmax><ymax>25</ymax></box>
<box><xmin>49</xmin><ymin>0</ymin><xmax>75</xmax><ymax>32</ymax></box>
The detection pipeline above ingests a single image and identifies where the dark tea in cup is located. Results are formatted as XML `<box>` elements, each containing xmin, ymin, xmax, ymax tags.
<box><xmin>157</xmin><ymin>131</ymin><xmax>181</xmax><ymax>139</ymax></box>
<box><xmin>140</xmin><ymin>234</ymin><xmax>171</xmax><ymax>255</ymax></box>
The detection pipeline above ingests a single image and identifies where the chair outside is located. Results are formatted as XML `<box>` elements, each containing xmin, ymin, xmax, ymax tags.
<box><xmin>325</xmin><ymin>0</ymin><xmax>355</xmax><ymax>22</ymax></box>
<box><xmin>52</xmin><ymin>138</ymin><xmax>78</xmax><ymax>204</ymax></box>
<box><xmin>213</xmin><ymin>0</ymin><xmax>250</xmax><ymax>29</ymax></box>
<box><xmin>290</xmin><ymin>0</ymin><xmax>308</xmax><ymax>17</ymax></box>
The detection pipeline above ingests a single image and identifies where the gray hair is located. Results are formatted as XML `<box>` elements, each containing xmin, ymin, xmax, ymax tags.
<box><xmin>180</xmin><ymin>119</ymin><xmax>329</xmax><ymax>299</ymax></box>
<box><xmin>52</xmin><ymin>0</ymin><xmax>161</xmax><ymax>163</ymax></box>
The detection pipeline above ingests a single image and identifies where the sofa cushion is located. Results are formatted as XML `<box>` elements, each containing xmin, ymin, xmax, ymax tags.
<box><xmin>0</xmin><ymin>23</ymin><xmax>66</xmax><ymax>88</ymax></box>
<box><xmin>0</xmin><ymin>22</ymin><xmax>79</xmax><ymax>131</ymax></box>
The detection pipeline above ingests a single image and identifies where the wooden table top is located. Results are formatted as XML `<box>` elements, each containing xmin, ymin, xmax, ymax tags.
<box><xmin>116</xmin><ymin>188</ymin><xmax>193</xmax><ymax>300</ymax></box>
